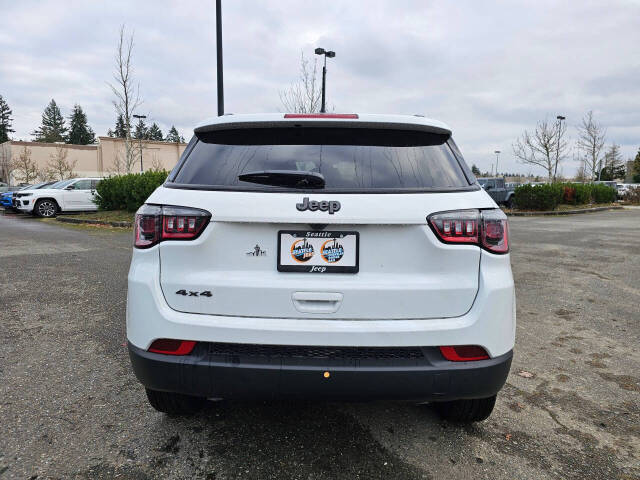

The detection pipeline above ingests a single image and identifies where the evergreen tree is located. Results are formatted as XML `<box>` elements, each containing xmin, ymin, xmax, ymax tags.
<box><xmin>113</xmin><ymin>114</ymin><xmax>127</xmax><ymax>138</ymax></box>
<box><xmin>66</xmin><ymin>104</ymin><xmax>96</xmax><ymax>145</ymax></box>
<box><xmin>471</xmin><ymin>164</ymin><xmax>481</xmax><ymax>176</ymax></box>
<box><xmin>631</xmin><ymin>148</ymin><xmax>640</xmax><ymax>183</ymax></box>
<box><xmin>0</xmin><ymin>95</ymin><xmax>14</xmax><ymax>143</ymax></box>
<box><xmin>166</xmin><ymin>126</ymin><xmax>182</xmax><ymax>143</ymax></box>
<box><xmin>32</xmin><ymin>99</ymin><xmax>67</xmax><ymax>143</ymax></box>
<box><xmin>107</xmin><ymin>129</ymin><xmax>114</xmax><ymax>137</ymax></box>
<box><xmin>133</xmin><ymin>118</ymin><xmax>148</xmax><ymax>139</ymax></box>
<box><xmin>147</xmin><ymin>122</ymin><xmax>163</xmax><ymax>141</ymax></box>
<box><xmin>599</xmin><ymin>143</ymin><xmax>625</xmax><ymax>180</ymax></box>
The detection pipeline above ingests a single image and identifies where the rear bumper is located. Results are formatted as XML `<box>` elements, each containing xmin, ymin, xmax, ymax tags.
<box><xmin>128</xmin><ymin>342</ymin><xmax>512</xmax><ymax>401</ymax></box>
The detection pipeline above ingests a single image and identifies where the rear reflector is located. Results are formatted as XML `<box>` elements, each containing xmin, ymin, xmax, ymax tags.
<box><xmin>284</xmin><ymin>113</ymin><xmax>359</xmax><ymax>119</ymax></box>
<box><xmin>439</xmin><ymin>345</ymin><xmax>489</xmax><ymax>362</ymax></box>
<box><xmin>428</xmin><ymin>208</ymin><xmax>509</xmax><ymax>253</ymax></box>
<box><xmin>148</xmin><ymin>339</ymin><xmax>197</xmax><ymax>355</ymax></box>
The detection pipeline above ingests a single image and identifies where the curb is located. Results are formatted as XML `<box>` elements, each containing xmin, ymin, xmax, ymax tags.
<box><xmin>506</xmin><ymin>206</ymin><xmax>623</xmax><ymax>217</ymax></box>
<box><xmin>56</xmin><ymin>216</ymin><xmax>132</xmax><ymax>228</ymax></box>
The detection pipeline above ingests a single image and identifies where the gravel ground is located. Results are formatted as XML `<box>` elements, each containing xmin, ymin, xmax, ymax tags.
<box><xmin>0</xmin><ymin>209</ymin><xmax>638</xmax><ymax>480</ymax></box>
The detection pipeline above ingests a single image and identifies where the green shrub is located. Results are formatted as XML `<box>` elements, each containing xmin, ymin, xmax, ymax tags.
<box><xmin>96</xmin><ymin>170</ymin><xmax>169</xmax><ymax>212</ymax></box>
<box><xmin>573</xmin><ymin>183</ymin><xmax>592</xmax><ymax>205</ymax></box>
<box><xmin>591</xmin><ymin>184</ymin><xmax>616</xmax><ymax>203</ymax></box>
<box><xmin>513</xmin><ymin>182</ymin><xmax>616</xmax><ymax>210</ymax></box>
<box><xmin>513</xmin><ymin>184</ymin><xmax>563</xmax><ymax>211</ymax></box>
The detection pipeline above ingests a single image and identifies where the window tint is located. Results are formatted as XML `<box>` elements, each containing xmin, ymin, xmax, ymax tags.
<box><xmin>51</xmin><ymin>180</ymin><xmax>75</xmax><ymax>189</ymax></box>
<box><xmin>496</xmin><ymin>179</ymin><xmax>504</xmax><ymax>188</ymax></box>
<box><xmin>90</xmin><ymin>180</ymin><xmax>100</xmax><ymax>189</ymax></box>
<box><xmin>172</xmin><ymin>128</ymin><xmax>472</xmax><ymax>191</ymax></box>
<box><xmin>73</xmin><ymin>179</ymin><xmax>92</xmax><ymax>190</ymax></box>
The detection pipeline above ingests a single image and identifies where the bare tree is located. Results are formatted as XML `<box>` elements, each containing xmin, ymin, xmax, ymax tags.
<box><xmin>512</xmin><ymin>118</ymin><xmax>569</xmax><ymax>182</ymax></box>
<box><xmin>150</xmin><ymin>151</ymin><xmax>164</xmax><ymax>172</ymax></box>
<box><xmin>37</xmin><ymin>168</ymin><xmax>55</xmax><ymax>182</ymax></box>
<box><xmin>576</xmin><ymin>111</ymin><xmax>606</xmax><ymax>181</ymax></box>
<box><xmin>0</xmin><ymin>142</ymin><xmax>12</xmax><ymax>183</ymax></box>
<box><xmin>107</xmin><ymin>24</ymin><xmax>141</xmax><ymax>173</ymax></box>
<box><xmin>279</xmin><ymin>52</ymin><xmax>322</xmax><ymax>113</ymax></box>
<box><xmin>46</xmin><ymin>146</ymin><xmax>77</xmax><ymax>180</ymax></box>
<box><xmin>12</xmin><ymin>146</ymin><xmax>39</xmax><ymax>183</ymax></box>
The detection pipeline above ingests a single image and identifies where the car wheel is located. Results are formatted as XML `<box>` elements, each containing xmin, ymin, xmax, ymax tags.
<box><xmin>433</xmin><ymin>395</ymin><xmax>497</xmax><ymax>422</ymax></box>
<box><xmin>145</xmin><ymin>388</ymin><xmax>205</xmax><ymax>415</ymax></box>
<box><xmin>505</xmin><ymin>197</ymin><xmax>514</xmax><ymax>209</ymax></box>
<box><xmin>34</xmin><ymin>199</ymin><xmax>58</xmax><ymax>218</ymax></box>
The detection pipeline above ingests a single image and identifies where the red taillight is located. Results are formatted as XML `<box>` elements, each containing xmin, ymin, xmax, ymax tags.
<box><xmin>428</xmin><ymin>209</ymin><xmax>509</xmax><ymax>253</ymax></box>
<box><xmin>134</xmin><ymin>204</ymin><xmax>211</xmax><ymax>248</ymax></box>
<box><xmin>479</xmin><ymin>209</ymin><xmax>509</xmax><ymax>253</ymax></box>
<box><xmin>148</xmin><ymin>339</ymin><xmax>197</xmax><ymax>355</ymax></box>
<box><xmin>283</xmin><ymin>113</ymin><xmax>359</xmax><ymax>119</ymax></box>
<box><xmin>439</xmin><ymin>345</ymin><xmax>489</xmax><ymax>362</ymax></box>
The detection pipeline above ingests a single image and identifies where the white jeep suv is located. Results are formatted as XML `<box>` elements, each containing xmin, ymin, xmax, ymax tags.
<box><xmin>15</xmin><ymin>177</ymin><xmax>103</xmax><ymax>217</ymax></box>
<box><xmin>127</xmin><ymin>113</ymin><xmax>515</xmax><ymax>422</ymax></box>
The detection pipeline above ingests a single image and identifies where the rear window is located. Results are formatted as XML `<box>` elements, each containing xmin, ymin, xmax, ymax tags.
<box><xmin>170</xmin><ymin>127</ymin><xmax>474</xmax><ymax>192</ymax></box>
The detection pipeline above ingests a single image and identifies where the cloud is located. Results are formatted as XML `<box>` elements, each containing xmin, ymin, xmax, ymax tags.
<box><xmin>1</xmin><ymin>0</ymin><xmax>639</xmax><ymax>174</ymax></box>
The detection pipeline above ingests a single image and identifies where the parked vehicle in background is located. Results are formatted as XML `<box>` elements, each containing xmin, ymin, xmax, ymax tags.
<box><xmin>594</xmin><ymin>180</ymin><xmax>618</xmax><ymax>189</ymax></box>
<box><xmin>127</xmin><ymin>113</ymin><xmax>515</xmax><ymax>423</ymax></box>
<box><xmin>617</xmin><ymin>183</ymin><xmax>640</xmax><ymax>200</ymax></box>
<box><xmin>0</xmin><ymin>181</ymin><xmax>31</xmax><ymax>194</ymax></box>
<box><xmin>1</xmin><ymin>182</ymin><xmax>56</xmax><ymax>211</ymax></box>
<box><xmin>14</xmin><ymin>177</ymin><xmax>103</xmax><ymax>217</ymax></box>
<box><xmin>477</xmin><ymin>177</ymin><xmax>516</xmax><ymax>207</ymax></box>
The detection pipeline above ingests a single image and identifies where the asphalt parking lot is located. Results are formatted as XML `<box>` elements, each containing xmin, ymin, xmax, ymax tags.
<box><xmin>0</xmin><ymin>210</ymin><xmax>638</xmax><ymax>480</ymax></box>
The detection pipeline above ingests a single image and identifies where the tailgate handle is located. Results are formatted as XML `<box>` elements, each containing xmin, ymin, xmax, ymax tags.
<box><xmin>292</xmin><ymin>292</ymin><xmax>343</xmax><ymax>314</ymax></box>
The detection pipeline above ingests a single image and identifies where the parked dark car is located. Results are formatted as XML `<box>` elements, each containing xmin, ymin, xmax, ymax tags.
<box><xmin>477</xmin><ymin>178</ymin><xmax>515</xmax><ymax>208</ymax></box>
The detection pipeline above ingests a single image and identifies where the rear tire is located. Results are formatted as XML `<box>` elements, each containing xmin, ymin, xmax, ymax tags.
<box><xmin>34</xmin><ymin>199</ymin><xmax>58</xmax><ymax>218</ymax></box>
<box><xmin>505</xmin><ymin>197</ymin><xmax>514</xmax><ymax>209</ymax></box>
<box><xmin>145</xmin><ymin>388</ymin><xmax>205</xmax><ymax>415</ymax></box>
<box><xmin>433</xmin><ymin>395</ymin><xmax>497</xmax><ymax>422</ymax></box>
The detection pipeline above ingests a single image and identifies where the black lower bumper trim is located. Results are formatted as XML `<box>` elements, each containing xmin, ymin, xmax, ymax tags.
<box><xmin>128</xmin><ymin>342</ymin><xmax>512</xmax><ymax>402</ymax></box>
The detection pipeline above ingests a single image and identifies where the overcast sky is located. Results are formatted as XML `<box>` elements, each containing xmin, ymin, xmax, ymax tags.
<box><xmin>2</xmin><ymin>0</ymin><xmax>639</xmax><ymax>175</ymax></box>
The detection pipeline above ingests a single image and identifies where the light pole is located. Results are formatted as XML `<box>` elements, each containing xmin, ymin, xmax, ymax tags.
<box><xmin>494</xmin><ymin>150</ymin><xmax>501</xmax><ymax>177</ymax></box>
<box><xmin>133</xmin><ymin>114</ymin><xmax>146</xmax><ymax>172</ymax></box>
<box><xmin>216</xmin><ymin>0</ymin><xmax>224</xmax><ymax>116</ymax></box>
<box><xmin>314</xmin><ymin>47</ymin><xmax>335</xmax><ymax>113</ymax></box>
<box><xmin>556</xmin><ymin>115</ymin><xmax>565</xmax><ymax>181</ymax></box>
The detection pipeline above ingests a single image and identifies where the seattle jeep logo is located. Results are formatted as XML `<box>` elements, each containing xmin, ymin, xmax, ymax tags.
<box><xmin>296</xmin><ymin>197</ymin><xmax>341</xmax><ymax>214</ymax></box>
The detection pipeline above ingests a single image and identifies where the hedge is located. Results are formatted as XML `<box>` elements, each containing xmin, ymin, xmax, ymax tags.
<box><xmin>95</xmin><ymin>170</ymin><xmax>169</xmax><ymax>212</ymax></box>
<box><xmin>513</xmin><ymin>183</ymin><xmax>616</xmax><ymax>211</ymax></box>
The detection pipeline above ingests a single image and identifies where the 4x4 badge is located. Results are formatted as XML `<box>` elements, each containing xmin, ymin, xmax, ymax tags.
<box><xmin>296</xmin><ymin>197</ymin><xmax>341</xmax><ymax>214</ymax></box>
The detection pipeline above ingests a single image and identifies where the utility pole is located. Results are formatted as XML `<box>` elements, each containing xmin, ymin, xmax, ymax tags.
<box><xmin>315</xmin><ymin>48</ymin><xmax>335</xmax><ymax>113</ymax></box>
<box><xmin>556</xmin><ymin>115</ymin><xmax>565</xmax><ymax>182</ymax></box>
<box><xmin>133</xmin><ymin>114</ymin><xmax>146</xmax><ymax>172</ymax></box>
<box><xmin>494</xmin><ymin>150</ymin><xmax>501</xmax><ymax>177</ymax></box>
<box><xmin>216</xmin><ymin>0</ymin><xmax>224</xmax><ymax>116</ymax></box>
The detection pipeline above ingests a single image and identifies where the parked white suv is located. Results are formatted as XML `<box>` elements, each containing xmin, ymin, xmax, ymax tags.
<box><xmin>127</xmin><ymin>113</ymin><xmax>515</xmax><ymax>422</ymax></box>
<box><xmin>15</xmin><ymin>177</ymin><xmax>103</xmax><ymax>217</ymax></box>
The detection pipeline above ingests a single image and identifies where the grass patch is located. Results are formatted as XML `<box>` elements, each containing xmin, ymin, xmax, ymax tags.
<box><xmin>65</xmin><ymin>209</ymin><xmax>134</xmax><ymax>223</ymax></box>
<box><xmin>504</xmin><ymin>203</ymin><xmax>619</xmax><ymax>213</ymax></box>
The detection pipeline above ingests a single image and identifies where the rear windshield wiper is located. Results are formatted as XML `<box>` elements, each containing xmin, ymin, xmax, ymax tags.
<box><xmin>238</xmin><ymin>170</ymin><xmax>325</xmax><ymax>189</ymax></box>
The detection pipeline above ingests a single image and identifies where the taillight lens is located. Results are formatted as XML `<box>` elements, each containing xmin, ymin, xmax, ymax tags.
<box><xmin>134</xmin><ymin>204</ymin><xmax>211</xmax><ymax>249</ymax></box>
<box><xmin>148</xmin><ymin>339</ymin><xmax>197</xmax><ymax>355</ymax></box>
<box><xmin>428</xmin><ymin>209</ymin><xmax>509</xmax><ymax>254</ymax></box>
<box><xmin>439</xmin><ymin>345</ymin><xmax>489</xmax><ymax>362</ymax></box>
<box><xmin>479</xmin><ymin>208</ymin><xmax>509</xmax><ymax>253</ymax></box>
